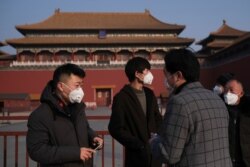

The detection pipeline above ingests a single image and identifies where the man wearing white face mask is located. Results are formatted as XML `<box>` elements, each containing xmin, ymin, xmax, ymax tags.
<box><xmin>108</xmin><ymin>57</ymin><xmax>163</xmax><ymax>167</ymax></box>
<box><xmin>27</xmin><ymin>63</ymin><xmax>103</xmax><ymax>167</ymax></box>
<box><xmin>150</xmin><ymin>48</ymin><xmax>232</xmax><ymax>167</ymax></box>
<box><xmin>224</xmin><ymin>79</ymin><xmax>250</xmax><ymax>167</ymax></box>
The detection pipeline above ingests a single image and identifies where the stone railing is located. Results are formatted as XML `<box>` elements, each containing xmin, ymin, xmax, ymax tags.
<box><xmin>10</xmin><ymin>60</ymin><xmax>164</xmax><ymax>68</ymax></box>
<box><xmin>10</xmin><ymin>60</ymin><xmax>97</xmax><ymax>67</ymax></box>
<box><xmin>149</xmin><ymin>60</ymin><xmax>164</xmax><ymax>65</ymax></box>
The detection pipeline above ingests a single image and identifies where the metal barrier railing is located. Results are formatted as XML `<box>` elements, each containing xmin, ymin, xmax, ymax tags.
<box><xmin>0</xmin><ymin>130</ymin><xmax>124</xmax><ymax>167</ymax></box>
<box><xmin>0</xmin><ymin>115</ymin><xmax>111</xmax><ymax>121</ymax></box>
<box><xmin>0</xmin><ymin>115</ymin><xmax>124</xmax><ymax>167</ymax></box>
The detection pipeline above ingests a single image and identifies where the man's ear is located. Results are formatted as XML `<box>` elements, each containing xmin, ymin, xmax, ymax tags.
<box><xmin>135</xmin><ymin>71</ymin><xmax>144</xmax><ymax>81</ymax></box>
<box><xmin>176</xmin><ymin>71</ymin><xmax>184</xmax><ymax>80</ymax></box>
<box><xmin>57</xmin><ymin>82</ymin><xmax>64</xmax><ymax>92</ymax></box>
<box><xmin>239</xmin><ymin>90</ymin><xmax>244</xmax><ymax>98</ymax></box>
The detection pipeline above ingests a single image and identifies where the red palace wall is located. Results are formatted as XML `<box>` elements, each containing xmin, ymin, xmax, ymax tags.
<box><xmin>1</xmin><ymin>55</ymin><xmax>249</xmax><ymax>104</ymax></box>
<box><xmin>200</xmin><ymin>55</ymin><xmax>250</xmax><ymax>93</ymax></box>
<box><xmin>0</xmin><ymin>70</ymin><xmax>53</xmax><ymax>94</ymax></box>
<box><xmin>0</xmin><ymin>68</ymin><xmax>166</xmax><ymax>102</ymax></box>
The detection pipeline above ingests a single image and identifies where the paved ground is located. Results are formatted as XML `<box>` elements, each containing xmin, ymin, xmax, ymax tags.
<box><xmin>0</xmin><ymin>107</ymin><xmax>124</xmax><ymax>167</ymax></box>
<box><xmin>0</xmin><ymin>107</ymin><xmax>111</xmax><ymax>130</ymax></box>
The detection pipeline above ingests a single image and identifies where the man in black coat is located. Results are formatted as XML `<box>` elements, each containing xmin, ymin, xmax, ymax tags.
<box><xmin>27</xmin><ymin>63</ymin><xmax>103</xmax><ymax>167</ymax></box>
<box><xmin>224</xmin><ymin>79</ymin><xmax>250</xmax><ymax>167</ymax></box>
<box><xmin>108</xmin><ymin>57</ymin><xmax>163</xmax><ymax>167</ymax></box>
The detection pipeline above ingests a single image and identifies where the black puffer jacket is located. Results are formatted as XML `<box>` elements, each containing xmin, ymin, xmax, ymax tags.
<box><xmin>27</xmin><ymin>81</ymin><xmax>98</xmax><ymax>167</ymax></box>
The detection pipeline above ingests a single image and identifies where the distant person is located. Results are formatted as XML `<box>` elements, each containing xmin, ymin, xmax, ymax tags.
<box><xmin>108</xmin><ymin>57</ymin><xmax>163</xmax><ymax>167</ymax></box>
<box><xmin>27</xmin><ymin>63</ymin><xmax>103</xmax><ymax>167</ymax></box>
<box><xmin>224</xmin><ymin>79</ymin><xmax>250</xmax><ymax>167</ymax></box>
<box><xmin>213</xmin><ymin>72</ymin><xmax>234</xmax><ymax>95</ymax></box>
<box><xmin>150</xmin><ymin>48</ymin><xmax>232</xmax><ymax>167</ymax></box>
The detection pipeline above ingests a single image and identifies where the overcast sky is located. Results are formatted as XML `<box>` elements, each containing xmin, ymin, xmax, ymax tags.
<box><xmin>1</xmin><ymin>0</ymin><xmax>250</xmax><ymax>54</ymax></box>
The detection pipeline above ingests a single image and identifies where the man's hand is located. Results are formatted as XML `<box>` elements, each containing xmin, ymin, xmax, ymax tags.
<box><xmin>80</xmin><ymin>147</ymin><xmax>95</xmax><ymax>161</ymax></box>
<box><xmin>149</xmin><ymin>133</ymin><xmax>158</xmax><ymax>143</ymax></box>
<box><xmin>92</xmin><ymin>137</ymin><xmax>104</xmax><ymax>150</ymax></box>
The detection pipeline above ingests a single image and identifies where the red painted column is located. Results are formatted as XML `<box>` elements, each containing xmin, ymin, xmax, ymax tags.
<box><xmin>16</xmin><ymin>52</ymin><xmax>20</xmax><ymax>62</ymax></box>
<box><xmin>114</xmin><ymin>52</ymin><xmax>117</xmax><ymax>61</ymax></box>
<box><xmin>149</xmin><ymin>51</ymin><xmax>152</xmax><ymax>60</ymax></box>
<box><xmin>53</xmin><ymin>51</ymin><xmax>57</xmax><ymax>61</ymax></box>
<box><xmin>89</xmin><ymin>52</ymin><xmax>93</xmax><ymax>61</ymax></box>
<box><xmin>71</xmin><ymin>51</ymin><xmax>75</xmax><ymax>61</ymax></box>
<box><xmin>34</xmin><ymin>52</ymin><xmax>38</xmax><ymax>62</ymax></box>
<box><xmin>132</xmin><ymin>51</ymin><xmax>135</xmax><ymax>58</ymax></box>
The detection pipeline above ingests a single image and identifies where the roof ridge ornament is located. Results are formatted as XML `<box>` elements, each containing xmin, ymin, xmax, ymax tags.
<box><xmin>223</xmin><ymin>19</ymin><xmax>226</xmax><ymax>25</ymax></box>
<box><xmin>55</xmin><ymin>8</ymin><xmax>60</xmax><ymax>14</ymax></box>
<box><xmin>145</xmin><ymin>9</ymin><xmax>150</xmax><ymax>14</ymax></box>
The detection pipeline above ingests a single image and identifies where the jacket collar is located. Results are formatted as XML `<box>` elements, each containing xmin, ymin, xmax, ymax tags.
<box><xmin>174</xmin><ymin>81</ymin><xmax>203</xmax><ymax>95</ymax></box>
<box><xmin>40</xmin><ymin>80</ymin><xmax>85</xmax><ymax>117</ymax></box>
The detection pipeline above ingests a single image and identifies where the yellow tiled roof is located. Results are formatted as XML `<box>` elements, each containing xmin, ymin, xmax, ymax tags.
<box><xmin>16</xmin><ymin>10</ymin><xmax>185</xmax><ymax>32</ymax></box>
<box><xmin>7</xmin><ymin>36</ymin><xmax>194</xmax><ymax>46</ymax></box>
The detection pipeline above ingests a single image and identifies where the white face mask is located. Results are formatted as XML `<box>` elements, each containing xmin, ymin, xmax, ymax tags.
<box><xmin>68</xmin><ymin>87</ymin><xmax>84</xmax><ymax>103</ymax></box>
<box><xmin>213</xmin><ymin>85</ymin><xmax>223</xmax><ymax>95</ymax></box>
<box><xmin>143</xmin><ymin>72</ymin><xmax>154</xmax><ymax>85</ymax></box>
<box><xmin>62</xmin><ymin>83</ymin><xmax>84</xmax><ymax>103</ymax></box>
<box><xmin>224</xmin><ymin>92</ymin><xmax>238</xmax><ymax>105</ymax></box>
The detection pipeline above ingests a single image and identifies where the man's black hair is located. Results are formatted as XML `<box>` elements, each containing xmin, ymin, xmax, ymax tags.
<box><xmin>53</xmin><ymin>63</ymin><xmax>85</xmax><ymax>88</ymax></box>
<box><xmin>216</xmin><ymin>72</ymin><xmax>234</xmax><ymax>86</ymax></box>
<box><xmin>164</xmin><ymin>48</ymin><xmax>200</xmax><ymax>82</ymax></box>
<box><xmin>125</xmin><ymin>57</ymin><xmax>151</xmax><ymax>82</ymax></box>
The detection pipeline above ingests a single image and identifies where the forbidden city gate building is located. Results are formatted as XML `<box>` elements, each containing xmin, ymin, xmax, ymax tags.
<box><xmin>4</xmin><ymin>9</ymin><xmax>194</xmax><ymax>107</ymax></box>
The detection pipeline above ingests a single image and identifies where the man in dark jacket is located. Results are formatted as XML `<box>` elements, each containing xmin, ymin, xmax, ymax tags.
<box><xmin>224</xmin><ymin>79</ymin><xmax>250</xmax><ymax>167</ymax></box>
<box><xmin>108</xmin><ymin>57</ymin><xmax>163</xmax><ymax>167</ymax></box>
<box><xmin>27</xmin><ymin>63</ymin><xmax>103</xmax><ymax>167</ymax></box>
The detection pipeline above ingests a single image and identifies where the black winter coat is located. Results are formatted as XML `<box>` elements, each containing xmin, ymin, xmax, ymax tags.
<box><xmin>27</xmin><ymin>81</ymin><xmax>98</xmax><ymax>167</ymax></box>
<box><xmin>108</xmin><ymin>85</ymin><xmax>162</xmax><ymax>167</ymax></box>
<box><xmin>239</xmin><ymin>95</ymin><xmax>250</xmax><ymax>167</ymax></box>
<box><xmin>227</xmin><ymin>95</ymin><xmax>250</xmax><ymax>167</ymax></box>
